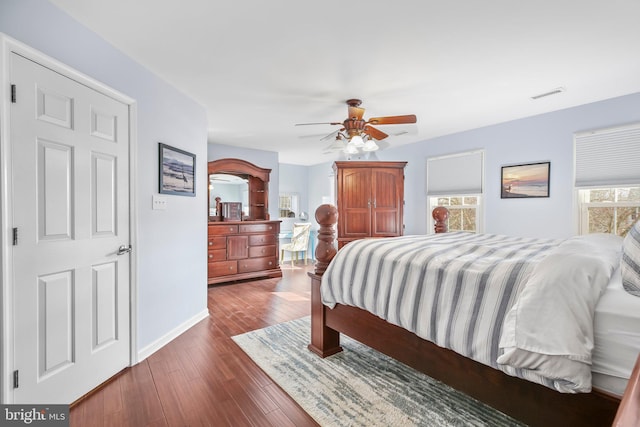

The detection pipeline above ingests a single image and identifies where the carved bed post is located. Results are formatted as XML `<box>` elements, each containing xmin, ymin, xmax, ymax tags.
<box><xmin>308</xmin><ymin>204</ymin><xmax>342</xmax><ymax>358</ymax></box>
<box><xmin>432</xmin><ymin>206</ymin><xmax>449</xmax><ymax>233</ymax></box>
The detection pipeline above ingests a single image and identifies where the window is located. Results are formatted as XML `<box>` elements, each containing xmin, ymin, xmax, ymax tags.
<box><xmin>578</xmin><ymin>187</ymin><xmax>640</xmax><ymax>236</ymax></box>
<box><xmin>426</xmin><ymin>150</ymin><xmax>484</xmax><ymax>233</ymax></box>
<box><xmin>279</xmin><ymin>193</ymin><xmax>299</xmax><ymax>218</ymax></box>
<box><xmin>574</xmin><ymin>122</ymin><xmax>640</xmax><ymax>236</ymax></box>
<box><xmin>429</xmin><ymin>196</ymin><xmax>480</xmax><ymax>232</ymax></box>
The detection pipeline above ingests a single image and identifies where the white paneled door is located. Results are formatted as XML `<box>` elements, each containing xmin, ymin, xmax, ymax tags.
<box><xmin>10</xmin><ymin>53</ymin><xmax>131</xmax><ymax>403</ymax></box>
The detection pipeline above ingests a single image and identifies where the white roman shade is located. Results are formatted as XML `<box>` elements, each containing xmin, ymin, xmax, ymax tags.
<box><xmin>574</xmin><ymin>122</ymin><xmax>640</xmax><ymax>188</ymax></box>
<box><xmin>426</xmin><ymin>150</ymin><xmax>484</xmax><ymax>196</ymax></box>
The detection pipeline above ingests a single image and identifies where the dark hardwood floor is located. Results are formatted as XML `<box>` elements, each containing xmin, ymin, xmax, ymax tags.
<box><xmin>70</xmin><ymin>262</ymin><xmax>319</xmax><ymax>427</ymax></box>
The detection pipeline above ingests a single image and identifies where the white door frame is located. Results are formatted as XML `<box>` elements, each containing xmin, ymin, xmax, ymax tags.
<box><xmin>0</xmin><ymin>33</ymin><xmax>139</xmax><ymax>404</ymax></box>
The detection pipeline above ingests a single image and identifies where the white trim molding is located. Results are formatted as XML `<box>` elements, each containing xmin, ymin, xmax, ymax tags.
<box><xmin>137</xmin><ymin>309</ymin><xmax>210</xmax><ymax>362</ymax></box>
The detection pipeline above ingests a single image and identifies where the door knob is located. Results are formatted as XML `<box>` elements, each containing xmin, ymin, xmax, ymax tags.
<box><xmin>117</xmin><ymin>245</ymin><xmax>132</xmax><ymax>255</ymax></box>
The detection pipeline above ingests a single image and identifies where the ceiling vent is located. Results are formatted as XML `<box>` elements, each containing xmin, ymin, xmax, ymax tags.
<box><xmin>531</xmin><ymin>87</ymin><xmax>565</xmax><ymax>100</ymax></box>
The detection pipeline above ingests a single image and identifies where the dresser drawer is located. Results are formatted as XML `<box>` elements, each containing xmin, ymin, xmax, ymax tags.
<box><xmin>238</xmin><ymin>257</ymin><xmax>277</xmax><ymax>273</ymax></box>
<box><xmin>208</xmin><ymin>248</ymin><xmax>227</xmax><ymax>262</ymax></box>
<box><xmin>208</xmin><ymin>224</ymin><xmax>239</xmax><ymax>235</ymax></box>
<box><xmin>208</xmin><ymin>260</ymin><xmax>237</xmax><ymax>277</ymax></box>
<box><xmin>239</xmin><ymin>223</ymin><xmax>278</xmax><ymax>234</ymax></box>
<box><xmin>249</xmin><ymin>245</ymin><xmax>276</xmax><ymax>258</ymax></box>
<box><xmin>208</xmin><ymin>236</ymin><xmax>226</xmax><ymax>249</ymax></box>
<box><xmin>248</xmin><ymin>234</ymin><xmax>276</xmax><ymax>246</ymax></box>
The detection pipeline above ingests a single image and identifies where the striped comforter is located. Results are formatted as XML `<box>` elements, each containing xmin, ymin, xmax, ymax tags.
<box><xmin>321</xmin><ymin>232</ymin><xmax>621</xmax><ymax>393</ymax></box>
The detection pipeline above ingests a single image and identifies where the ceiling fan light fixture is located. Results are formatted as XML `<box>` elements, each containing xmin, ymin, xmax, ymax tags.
<box><xmin>362</xmin><ymin>138</ymin><xmax>379</xmax><ymax>152</ymax></box>
<box><xmin>350</xmin><ymin>134</ymin><xmax>365</xmax><ymax>147</ymax></box>
<box><xmin>327</xmin><ymin>137</ymin><xmax>346</xmax><ymax>151</ymax></box>
<box><xmin>344</xmin><ymin>143</ymin><xmax>359</xmax><ymax>154</ymax></box>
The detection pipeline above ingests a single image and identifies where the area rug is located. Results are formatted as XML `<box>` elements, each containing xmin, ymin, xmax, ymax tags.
<box><xmin>232</xmin><ymin>317</ymin><xmax>524</xmax><ymax>426</ymax></box>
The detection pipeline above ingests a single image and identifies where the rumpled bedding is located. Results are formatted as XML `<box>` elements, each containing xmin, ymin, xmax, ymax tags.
<box><xmin>321</xmin><ymin>232</ymin><xmax>622</xmax><ymax>393</ymax></box>
<box><xmin>498</xmin><ymin>233</ymin><xmax>622</xmax><ymax>392</ymax></box>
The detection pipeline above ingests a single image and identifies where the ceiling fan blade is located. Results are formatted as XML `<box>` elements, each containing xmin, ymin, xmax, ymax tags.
<box><xmin>319</xmin><ymin>130</ymin><xmax>340</xmax><ymax>141</ymax></box>
<box><xmin>367</xmin><ymin>115</ymin><xmax>417</xmax><ymax>125</ymax></box>
<box><xmin>363</xmin><ymin>125</ymin><xmax>389</xmax><ymax>141</ymax></box>
<box><xmin>294</xmin><ymin>122</ymin><xmax>342</xmax><ymax>126</ymax></box>
<box><xmin>348</xmin><ymin>106</ymin><xmax>365</xmax><ymax>120</ymax></box>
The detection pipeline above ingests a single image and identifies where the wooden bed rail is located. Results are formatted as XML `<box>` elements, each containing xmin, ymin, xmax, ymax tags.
<box><xmin>613</xmin><ymin>352</ymin><xmax>640</xmax><ymax>426</ymax></box>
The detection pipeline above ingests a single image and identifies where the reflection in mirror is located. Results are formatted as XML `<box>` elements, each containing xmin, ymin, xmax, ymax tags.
<box><xmin>279</xmin><ymin>193</ymin><xmax>299</xmax><ymax>219</ymax></box>
<box><xmin>209</xmin><ymin>174</ymin><xmax>249</xmax><ymax>217</ymax></box>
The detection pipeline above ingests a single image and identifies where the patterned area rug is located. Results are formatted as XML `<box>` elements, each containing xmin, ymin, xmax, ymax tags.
<box><xmin>232</xmin><ymin>317</ymin><xmax>525</xmax><ymax>426</ymax></box>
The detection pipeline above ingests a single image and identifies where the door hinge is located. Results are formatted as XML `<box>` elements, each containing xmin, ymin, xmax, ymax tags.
<box><xmin>11</xmin><ymin>84</ymin><xmax>16</xmax><ymax>103</ymax></box>
<box><xmin>13</xmin><ymin>370</ymin><xmax>18</xmax><ymax>389</ymax></box>
<box><xmin>12</xmin><ymin>227</ymin><xmax>18</xmax><ymax>246</ymax></box>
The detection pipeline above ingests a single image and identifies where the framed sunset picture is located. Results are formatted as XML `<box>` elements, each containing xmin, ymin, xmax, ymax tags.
<box><xmin>501</xmin><ymin>162</ymin><xmax>550</xmax><ymax>199</ymax></box>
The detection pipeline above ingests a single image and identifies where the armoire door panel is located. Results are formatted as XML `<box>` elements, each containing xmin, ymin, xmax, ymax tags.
<box><xmin>341</xmin><ymin>169</ymin><xmax>371</xmax><ymax>209</ymax></box>
<box><xmin>372</xmin><ymin>168</ymin><xmax>401</xmax><ymax>208</ymax></box>
<box><xmin>372</xmin><ymin>211</ymin><xmax>401</xmax><ymax>236</ymax></box>
<box><xmin>343</xmin><ymin>212</ymin><xmax>371</xmax><ymax>237</ymax></box>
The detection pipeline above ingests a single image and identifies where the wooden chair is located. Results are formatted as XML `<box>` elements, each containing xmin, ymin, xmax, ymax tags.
<box><xmin>280</xmin><ymin>223</ymin><xmax>312</xmax><ymax>266</ymax></box>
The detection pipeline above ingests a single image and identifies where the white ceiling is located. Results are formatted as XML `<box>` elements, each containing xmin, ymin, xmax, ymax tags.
<box><xmin>50</xmin><ymin>0</ymin><xmax>640</xmax><ymax>165</ymax></box>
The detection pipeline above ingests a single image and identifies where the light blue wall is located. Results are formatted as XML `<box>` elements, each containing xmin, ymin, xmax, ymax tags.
<box><xmin>207</xmin><ymin>143</ymin><xmax>280</xmax><ymax>220</ymax></box>
<box><xmin>279</xmin><ymin>163</ymin><xmax>310</xmax><ymax>228</ymax></box>
<box><xmin>1</xmin><ymin>1</ymin><xmax>209</xmax><ymax>351</ymax></box>
<box><xmin>308</xmin><ymin>93</ymin><xmax>640</xmax><ymax>239</ymax></box>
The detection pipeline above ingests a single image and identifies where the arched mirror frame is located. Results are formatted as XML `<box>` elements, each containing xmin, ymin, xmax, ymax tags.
<box><xmin>208</xmin><ymin>158</ymin><xmax>270</xmax><ymax>221</ymax></box>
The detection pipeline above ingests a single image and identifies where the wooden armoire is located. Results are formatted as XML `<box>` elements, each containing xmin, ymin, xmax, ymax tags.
<box><xmin>334</xmin><ymin>161</ymin><xmax>407</xmax><ymax>248</ymax></box>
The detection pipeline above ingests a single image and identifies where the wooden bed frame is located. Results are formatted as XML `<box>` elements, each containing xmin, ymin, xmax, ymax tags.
<box><xmin>307</xmin><ymin>204</ymin><xmax>626</xmax><ymax>427</ymax></box>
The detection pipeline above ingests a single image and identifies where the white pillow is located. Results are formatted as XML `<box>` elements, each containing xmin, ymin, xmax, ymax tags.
<box><xmin>621</xmin><ymin>220</ymin><xmax>640</xmax><ymax>297</ymax></box>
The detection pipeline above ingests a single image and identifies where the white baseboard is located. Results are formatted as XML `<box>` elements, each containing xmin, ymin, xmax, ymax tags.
<box><xmin>137</xmin><ymin>308</ymin><xmax>209</xmax><ymax>362</ymax></box>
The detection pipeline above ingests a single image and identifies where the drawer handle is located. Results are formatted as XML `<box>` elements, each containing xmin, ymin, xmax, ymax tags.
<box><xmin>209</xmin><ymin>254</ymin><xmax>213</xmax><ymax>258</ymax></box>
<box><xmin>208</xmin><ymin>241</ymin><xmax>213</xmax><ymax>246</ymax></box>
<box><xmin>268</xmin><ymin>261</ymin><xmax>273</xmax><ymax>266</ymax></box>
<box><xmin>229</xmin><ymin>266</ymin><xmax>234</xmax><ymax>270</ymax></box>
<box><xmin>229</xmin><ymin>227</ymin><xmax>234</xmax><ymax>231</ymax></box>
<box><xmin>268</xmin><ymin>226</ymin><xmax>272</xmax><ymax>230</ymax></box>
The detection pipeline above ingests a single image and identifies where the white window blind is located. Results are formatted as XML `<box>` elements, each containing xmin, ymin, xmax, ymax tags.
<box><xmin>574</xmin><ymin>122</ymin><xmax>640</xmax><ymax>187</ymax></box>
<box><xmin>426</xmin><ymin>150</ymin><xmax>484</xmax><ymax>195</ymax></box>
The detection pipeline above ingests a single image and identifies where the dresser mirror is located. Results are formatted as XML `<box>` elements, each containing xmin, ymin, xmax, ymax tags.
<box><xmin>207</xmin><ymin>158</ymin><xmax>270</xmax><ymax>221</ymax></box>
<box><xmin>209</xmin><ymin>174</ymin><xmax>248</xmax><ymax>217</ymax></box>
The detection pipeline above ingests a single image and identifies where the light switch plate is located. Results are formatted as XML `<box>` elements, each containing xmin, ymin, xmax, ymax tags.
<box><xmin>152</xmin><ymin>195</ymin><xmax>167</xmax><ymax>210</ymax></box>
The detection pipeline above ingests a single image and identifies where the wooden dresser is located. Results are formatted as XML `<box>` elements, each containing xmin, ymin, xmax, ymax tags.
<box><xmin>334</xmin><ymin>161</ymin><xmax>407</xmax><ymax>248</ymax></box>
<box><xmin>207</xmin><ymin>220</ymin><xmax>282</xmax><ymax>285</ymax></box>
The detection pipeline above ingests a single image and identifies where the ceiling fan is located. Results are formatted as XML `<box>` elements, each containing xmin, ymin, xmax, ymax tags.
<box><xmin>295</xmin><ymin>99</ymin><xmax>417</xmax><ymax>153</ymax></box>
